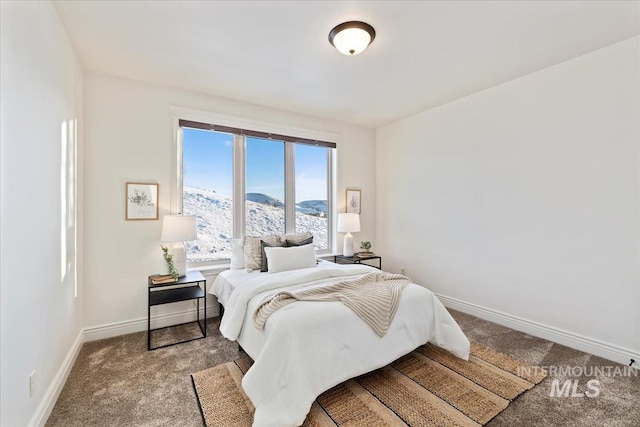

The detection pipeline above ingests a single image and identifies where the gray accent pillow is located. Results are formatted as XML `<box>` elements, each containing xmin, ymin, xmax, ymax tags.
<box><xmin>285</xmin><ymin>236</ymin><xmax>314</xmax><ymax>247</ymax></box>
<box><xmin>261</xmin><ymin>240</ymin><xmax>287</xmax><ymax>272</ymax></box>
<box><xmin>280</xmin><ymin>232</ymin><xmax>313</xmax><ymax>245</ymax></box>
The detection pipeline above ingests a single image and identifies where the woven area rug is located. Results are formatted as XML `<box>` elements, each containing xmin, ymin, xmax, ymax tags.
<box><xmin>191</xmin><ymin>342</ymin><xmax>546</xmax><ymax>426</ymax></box>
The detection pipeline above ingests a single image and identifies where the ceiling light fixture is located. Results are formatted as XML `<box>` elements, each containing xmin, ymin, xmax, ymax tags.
<box><xmin>328</xmin><ymin>21</ymin><xmax>376</xmax><ymax>56</ymax></box>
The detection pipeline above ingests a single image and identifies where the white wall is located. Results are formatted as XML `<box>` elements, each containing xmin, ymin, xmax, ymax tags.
<box><xmin>83</xmin><ymin>72</ymin><xmax>375</xmax><ymax>332</ymax></box>
<box><xmin>0</xmin><ymin>2</ymin><xmax>84</xmax><ymax>426</ymax></box>
<box><xmin>377</xmin><ymin>37</ymin><xmax>639</xmax><ymax>362</ymax></box>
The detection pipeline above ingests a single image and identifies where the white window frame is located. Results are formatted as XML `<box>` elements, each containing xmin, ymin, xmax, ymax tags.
<box><xmin>170</xmin><ymin>107</ymin><xmax>337</xmax><ymax>267</ymax></box>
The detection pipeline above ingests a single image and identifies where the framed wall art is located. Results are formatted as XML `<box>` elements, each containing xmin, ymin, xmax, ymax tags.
<box><xmin>126</xmin><ymin>182</ymin><xmax>159</xmax><ymax>220</ymax></box>
<box><xmin>346</xmin><ymin>189</ymin><xmax>361</xmax><ymax>214</ymax></box>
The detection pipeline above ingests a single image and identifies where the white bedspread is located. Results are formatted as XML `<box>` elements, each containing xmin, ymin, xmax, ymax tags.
<box><xmin>212</xmin><ymin>263</ymin><xmax>470</xmax><ymax>427</ymax></box>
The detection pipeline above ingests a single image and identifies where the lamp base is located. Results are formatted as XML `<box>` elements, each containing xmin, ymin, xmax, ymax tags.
<box><xmin>343</xmin><ymin>232</ymin><xmax>354</xmax><ymax>257</ymax></box>
<box><xmin>171</xmin><ymin>243</ymin><xmax>187</xmax><ymax>277</ymax></box>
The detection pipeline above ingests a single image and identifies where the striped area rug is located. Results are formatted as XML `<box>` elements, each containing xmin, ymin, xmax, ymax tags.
<box><xmin>191</xmin><ymin>342</ymin><xmax>546</xmax><ymax>426</ymax></box>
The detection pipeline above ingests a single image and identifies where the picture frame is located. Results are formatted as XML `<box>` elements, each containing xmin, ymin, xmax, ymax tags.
<box><xmin>346</xmin><ymin>189</ymin><xmax>361</xmax><ymax>214</ymax></box>
<box><xmin>126</xmin><ymin>182</ymin><xmax>159</xmax><ymax>220</ymax></box>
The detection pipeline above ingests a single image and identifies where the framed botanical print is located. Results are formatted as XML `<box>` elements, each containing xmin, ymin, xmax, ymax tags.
<box><xmin>126</xmin><ymin>182</ymin><xmax>159</xmax><ymax>220</ymax></box>
<box><xmin>346</xmin><ymin>189</ymin><xmax>361</xmax><ymax>214</ymax></box>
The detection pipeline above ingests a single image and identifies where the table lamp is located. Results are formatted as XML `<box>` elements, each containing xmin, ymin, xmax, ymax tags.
<box><xmin>337</xmin><ymin>213</ymin><xmax>360</xmax><ymax>257</ymax></box>
<box><xmin>160</xmin><ymin>214</ymin><xmax>197</xmax><ymax>277</ymax></box>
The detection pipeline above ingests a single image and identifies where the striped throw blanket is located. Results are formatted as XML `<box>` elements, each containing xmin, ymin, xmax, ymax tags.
<box><xmin>253</xmin><ymin>272</ymin><xmax>410</xmax><ymax>337</ymax></box>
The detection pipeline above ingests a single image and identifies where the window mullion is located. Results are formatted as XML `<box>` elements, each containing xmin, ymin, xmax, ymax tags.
<box><xmin>285</xmin><ymin>142</ymin><xmax>296</xmax><ymax>234</ymax></box>
<box><xmin>326</xmin><ymin>147</ymin><xmax>333</xmax><ymax>252</ymax></box>
<box><xmin>173</xmin><ymin>125</ymin><xmax>184</xmax><ymax>214</ymax></box>
<box><xmin>233</xmin><ymin>134</ymin><xmax>246</xmax><ymax>238</ymax></box>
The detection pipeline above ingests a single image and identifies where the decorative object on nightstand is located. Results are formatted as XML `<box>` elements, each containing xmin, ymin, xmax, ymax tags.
<box><xmin>160</xmin><ymin>246</ymin><xmax>179</xmax><ymax>278</ymax></box>
<box><xmin>356</xmin><ymin>252</ymin><xmax>376</xmax><ymax>258</ymax></box>
<box><xmin>337</xmin><ymin>213</ymin><xmax>360</xmax><ymax>257</ymax></box>
<box><xmin>160</xmin><ymin>214</ymin><xmax>197</xmax><ymax>277</ymax></box>
<box><xmin>359</xmin><ymin>241</ymin><xmax>373</xmax><ymax>255</ymax></box>
<box><xmin>149</xmin><ymin>273</ymin><xmax>178</xmax><ymax>285</ymax></box>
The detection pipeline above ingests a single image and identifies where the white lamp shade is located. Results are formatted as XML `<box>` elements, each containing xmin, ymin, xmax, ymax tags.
<box><xmin>161</xmin><ymin>215</ymin><xmax>197</xmax><ymax>242</ymax></box>
<box><xmin>337</xmin><ymin>213</ymin><xmax>361</xmax><ymax>233</ymax></box>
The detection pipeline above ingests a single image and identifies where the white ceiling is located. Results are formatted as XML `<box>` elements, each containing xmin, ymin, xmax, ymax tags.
<box><xmin>54</xmin><ymin>1</ymin><xmax>640</xmax><ymax>128</ymax></box>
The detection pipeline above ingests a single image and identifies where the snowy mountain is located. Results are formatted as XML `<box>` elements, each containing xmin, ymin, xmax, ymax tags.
<box><xmin>183</xmin><ymin>187</ymin><xmax>328</xmax><ymax>262</ymax></box>
<box><xmin>246</xmin><ymin>193</ymin><xmax>327</xmax><ymax>216</ymax></box>
<box><xmin>246</xmin><ymin>193</ymin><xmax>284</xmax><ymax>208</ymax></box>
<box><xmin>296</xmin><ymin>200</ymin><xmax>327</xmax><ymax>216</ymax></box>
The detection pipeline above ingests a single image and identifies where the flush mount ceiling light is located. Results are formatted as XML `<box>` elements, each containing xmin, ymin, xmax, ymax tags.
<box><xmin>328</xmin><ymin>21</ymin><xmax>376</xmax><ymax>56</ymax></box>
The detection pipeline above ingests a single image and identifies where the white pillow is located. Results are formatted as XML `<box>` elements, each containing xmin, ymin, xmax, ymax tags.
<box><xmin>264</xmin><ymin>244</ymin><xmax>316</xmax><ymax>273</ymax></box>
<box><xmin>230</xmin><ymin>238</ymin><xmax>245</xmax><ymax>270</ymax></box>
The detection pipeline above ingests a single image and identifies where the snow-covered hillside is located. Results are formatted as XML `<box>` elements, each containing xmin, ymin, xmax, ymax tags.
<box><xmin>183</xmin><ymin>187</ymin><xmax>328</xmax><ymax>262</ymax></box>
<box><xmin>296</xmin><ymin>200</ymin><xmax>327</xmax><ymax>216</ymax></box>
<box><xmin>246</xmin><ymin>193</ymin><xmax>283</xmax><ymax>208</ymax></box>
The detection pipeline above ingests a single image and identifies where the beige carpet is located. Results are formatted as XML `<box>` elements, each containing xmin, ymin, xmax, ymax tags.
<box><xmin>192</xmin><ymin>342</ymin><xmax>546</xmax><ymax>426</ymax></box>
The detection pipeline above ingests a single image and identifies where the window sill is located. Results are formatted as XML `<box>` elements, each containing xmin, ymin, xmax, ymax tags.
<box><xmin>187</xmin><ymin>263</ymin><xmax>230</xmax><ymax>275</ymax></box>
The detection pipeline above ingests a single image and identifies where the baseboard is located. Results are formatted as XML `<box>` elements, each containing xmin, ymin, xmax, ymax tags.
<box><xmin>84</xmin><ymin>304</ymin><xmax>218</xmax><ymax>342</ymax></box>
<box><xmin>28</xmin><ymin>330</ymin><xmax>84</xmax><ymax>427</ymax></box>
<box><xmin>435</xmin><ymin>293</ymin><xmax>640</xmax><ymax>366</ymax></box>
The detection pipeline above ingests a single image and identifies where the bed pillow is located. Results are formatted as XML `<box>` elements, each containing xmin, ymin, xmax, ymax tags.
<box><xmin>280</xmin><ymin>232</ymin><xmax>313</xmax><ymax>245</ymax></box>
<box><xmin>260</xmin><ymin>240</ymin><xmax>287</xmax><ymax>272</ymax></box>
<box><xmin>243</xmin><ymin>235</ymin><xmax>280</xmax><ymax>272</ymax></box>
<box><xmin>285</xmin><ymin>236</ymin><xmax>313</xmax><ymax>247</ymax></box>
<box><xmin>229</xmin><ymin>238</ymin><xmax>245</xmax><ymax>270</ymax></box>
<box><xmin>264</xmin><ymin>244</ymin><xmax>317</xmax><ymax>273</ymax></box>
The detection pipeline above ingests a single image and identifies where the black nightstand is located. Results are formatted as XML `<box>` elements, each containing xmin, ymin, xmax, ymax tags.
<box><xmin>334</xmin><ymin>254</ymin><xmax>382</xmax><ymax>270</ymax></box>
<box><xmin>147</xmin><ymin>270</ymin><xmax>206</xmax><ymax>351</ymax></box>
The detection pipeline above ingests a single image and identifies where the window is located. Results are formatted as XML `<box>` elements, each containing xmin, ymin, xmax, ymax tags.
<box><xmin>182</xmin><ymin>128</ymin><xmax>233</xmax><ymax>261</ymax></box>
<box><xmin>246</xmin><ymin>137</ymin><xmax>285</xmax><ymax>236</ymax></box>
<box><xmin>178</xmin><ymin>119</ymin><xmax>334</xmax><ymax>264</ymax></box>
<box><xmin>295</xmin><ymin>144</ymin><xmax>329</xmax><ymax>250</ymax></box>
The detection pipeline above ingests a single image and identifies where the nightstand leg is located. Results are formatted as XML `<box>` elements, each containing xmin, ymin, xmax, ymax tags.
<box><xmin>147</xmin><ymin>290</ymin><xmax>151</xmax><ymax>351</ymax></box>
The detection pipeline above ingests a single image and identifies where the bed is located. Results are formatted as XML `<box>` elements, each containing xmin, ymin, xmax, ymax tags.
<box><xmin>211</xmin><ymin>260</ymin><xmax>470</xmax><ymax>427</ymax></box>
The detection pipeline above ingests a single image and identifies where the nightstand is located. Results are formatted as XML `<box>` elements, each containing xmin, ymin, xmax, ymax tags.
<box><xmin>147</xmin><ymin>270</ymin><xmax>206</xmax><ymax>351</ymax></box>
<box><xmin>334</xmin><ymin>254</ymin><xmax>382</xmax><ymax>270</ymax></box>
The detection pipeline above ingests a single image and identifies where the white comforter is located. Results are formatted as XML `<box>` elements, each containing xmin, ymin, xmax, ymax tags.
<box><xmin>215</xmin><ymin>263</ymin><xmax>470</xmax><ymax>427</ymax></box>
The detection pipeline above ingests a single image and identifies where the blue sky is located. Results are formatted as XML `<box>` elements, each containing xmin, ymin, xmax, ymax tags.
<box><xmin>183</xmin><ymin>128</ymin><xmax>327</xmax><ymax>201</ymax></box>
